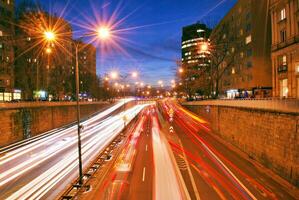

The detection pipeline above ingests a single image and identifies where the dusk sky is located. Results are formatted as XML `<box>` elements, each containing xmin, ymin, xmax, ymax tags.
<box><xmin>21</xmin><ymin>0</ymin><xmax>237</xmax><ymax>85</ymax></box>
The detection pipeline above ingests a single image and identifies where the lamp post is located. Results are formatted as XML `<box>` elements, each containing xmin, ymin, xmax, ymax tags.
<box><xmin>71</xmin><ymin>27</ymin><xmax>112</xmax><ymax>185</ymax></box>
<box><xmin>40</xmin><ymin>25</ymin><xmax>112</xmax><ymax>186</ymax></box>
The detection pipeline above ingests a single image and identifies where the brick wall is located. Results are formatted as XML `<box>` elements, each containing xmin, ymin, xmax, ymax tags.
<box><xmin>184</xmin><ymin>104</ymin><xmax>299</xmax><ymax>186</ymax></box>
<box><xmin>0</xmin><ymin>102</ymin><xmax>110</xmax><ymax>147</ymax></box>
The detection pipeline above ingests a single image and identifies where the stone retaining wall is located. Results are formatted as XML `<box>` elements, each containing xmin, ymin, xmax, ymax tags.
<box><xmin>0</xmin><ymin>102</ymin><xmax>110</xmax><ymax>147</ymax></box>
<box><xmin>183</xmin><ymin>104</ymin><xmax>299</xmax><ymax>186</ymax></box>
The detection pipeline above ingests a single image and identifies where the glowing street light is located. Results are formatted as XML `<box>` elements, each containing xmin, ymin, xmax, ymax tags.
<box><xmin>97</xmin><ymin>27</ymin><xmax>111</xmax><ymax>40</ymax></box>
<box><xmin>110</xmin><ymin>71</ymin><xmax>118</xmax><ymax>79</ymax></box>
<box><xmin>45</xmin><ymin>47</ymin><xmax>52</xmax><ymax>54</ymax></box>
<box><xmin>132</xmin><ymin>71</ymin><xmax>138</xmax><ymax>78</ymax></box>
<box><xmin>179</xmin><ymin>68</ymin><xmax>184</xmax><ymax>73</ymax></box>
<box><xmin>44</xmin><ymin>31</ymin><xmax>55</xmax><ymax>41</ymax></box>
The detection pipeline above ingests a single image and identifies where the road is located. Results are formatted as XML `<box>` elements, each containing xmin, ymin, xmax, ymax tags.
<box><xmin>1</xmin><ymin>99</ymin><xmax>298</xmax><ymax>200</ymax></box>
<box><xmin>84</xmin><ymin>104</ymin><xmax>189</xmax><ymax>200</ymax></box>
<box><xmin>158</xmin><ymin>99</ymin><xmax>298</xmax><ymax>200</ymax></box>
<box><xmin>0</xmin><ymin>99</ymin><xmax>148</xmax><ymax>199</ymax></box>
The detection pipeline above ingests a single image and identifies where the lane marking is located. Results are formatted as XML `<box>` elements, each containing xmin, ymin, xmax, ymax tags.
<box><xmin>142</xmin><ymin>167</ymin><xmax>146</xmax><ymax>182</ymax></box>
<box><xmin>145</xmin><ymin>145</ymin><xmax>148</xmax><ymax>152</ymax></box>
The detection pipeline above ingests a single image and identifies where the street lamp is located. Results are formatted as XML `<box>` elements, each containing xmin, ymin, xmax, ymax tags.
<box><xmin>44</xmin><ymin>31</ymin><xmax>56</xmax><ymax>41</ymax></box>
<box><xmin>179</xmin><ymin>68</ymin><xmax>184</xmax><ymax>73</ymax></box>
<box><xmin>97</xmin><ymin>27</ymin><xmax>111</xmax><ymax>40</ymax></box>
<box><xmin>74</xmin><ymin>27</ymin><xmax>111</xmax><ymax>186</ymax></box>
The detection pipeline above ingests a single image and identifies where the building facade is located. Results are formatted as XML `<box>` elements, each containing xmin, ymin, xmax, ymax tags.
<box><xmin>73</xmin><ymin>40</ymin><xmax>97</xmax><ymax>99</ymax></box>
<box><xmin>0</xmin><ymin>0</ymin><xmax>16</xmax><ymax>101</ymax></box>
<box><xmin>14</xmin><ymin>11</ymin><xmax>73</xmax><ymax>100</ymax></box>
<box><xmin>181</xmin><ymin>23</ymin><xmax>211</xmax><ymax>96</ymax></box>
<box><xmin>270</xmin><ymin>0</ymin><xmax>299</xmax><ymax>98</ymax></box>
<box><xmin>211</xmin><ymin>0</ymin><xmax>272</xmax><ymax>98</ymax></box>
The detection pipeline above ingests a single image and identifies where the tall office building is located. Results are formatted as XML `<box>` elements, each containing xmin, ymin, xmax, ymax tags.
<box><xmin>211</xmin><ymin>0</ymin><xmax>272</xmax><ymax>98</ymax></box>
<box><xmin>180</xmin><ymin>23</ymin><xmax>211</xmax><ymax>96</ymax></box>
<box><xmin>270</xmin><ymin>0</ymin><xmax>299</xmax><ymax>98</ymax></box>
<box><xmin>181</xmin><ymin>23</ymin><xmax>211</xmax><ymax>71</ymax></box>
<box><xmin>0</xmin><ymin>0</ymin><xmax>15</xmax><ymax>101</ymax></box>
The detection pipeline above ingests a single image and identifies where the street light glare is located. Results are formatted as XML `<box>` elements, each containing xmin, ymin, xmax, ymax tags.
<box><xmin>45</xmin><ymin>47</ymin><xmax>52</xmax><ymax>54</ymax></box>
<box><xmin>200</xmin><ymin>43</ymin><xmax>209</xmax><ymax>51</ymax></box>
<box><xmin>44</xmin><ymin>31</ymin><xmax>55</xmax><ymax>41</ymax></box>
<box><xmin>132</xmin><ymin>71</ymin><xmax>138</xmax><ymax>78</ymax></box>
<box><xmin>97</xmin><ymin>27</ymin><xmax>111</xmax><ymax>40</ymax></box>
<box><xmin>110</xmin><ymin>71</ymin><xmax>118</xmax><ymax>79</ymax></box>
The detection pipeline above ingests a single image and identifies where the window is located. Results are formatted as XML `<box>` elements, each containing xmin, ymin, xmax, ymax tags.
<box><xmin>296</xmin><ymin>63</ymin><xmax>299</xmax><ymax>73</ymax></box>
<box><xmin>280</xmin><ymin>8</ymin><xmax>286</xmax><ymax>20</ymax></box>
<box><xmin>245</xmin><ymin>35</ymin><xmax>252</xmax><ymax>44</ymax></box>
<box><xmin>282</xmin><ymin>55</ymin><xmax>287</xmax><ymax>65</ymax></box>
<box><xmin>239</xmin><ymin>29</ymin><xmax>243</xmax><ymax>36</ymax></box>
<box><xmin>280</xmin><ymin>29</ymin><xmax>286</xmax><ymax>42</ymax></box>
<box><xmin>279</xmin><ymin>79</ymin><xmax>288</xmax><ymax>97</ymax></box>
<box><xmin>278</xmin><ymin>55</ymin><xmax>287</xmax><ymax>65</ymax></box>
<box><xmin>232</xmin><ymin>68</ymin><xmax>236</xmax><ymax>74</ymax></box>
<box><xmin>0</xmin><ymin>31</ymin><xmax>2</xmax><ymax>37</ymax></box>
<box><xmin>240</xmin><ymin>52</ymin><xmax>244</xmax><ymax>58</ymax></box>
<box><xmin>247</xmin><ymin>49</ymin><xmax>252</xmax><ymax>57</ymax></box>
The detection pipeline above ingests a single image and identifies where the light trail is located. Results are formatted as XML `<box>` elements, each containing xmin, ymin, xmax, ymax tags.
<box><xmin>0</xmin><ymin>100</ymin><xmax>147</xmax><ymax>199</ymax></box>
<box><xmin>151</xmin><ymin>111</ymin><xmax>188</xmax><ymax>200</ymax></box>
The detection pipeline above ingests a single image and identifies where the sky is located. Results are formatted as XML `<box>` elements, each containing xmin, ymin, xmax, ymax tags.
<box><xmin>19</xmin><ymin>0</ymin><xmax>237</xmax><ymax>86</ymax></box>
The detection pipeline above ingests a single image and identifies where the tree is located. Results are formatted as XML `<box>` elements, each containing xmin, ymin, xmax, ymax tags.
<box><xmin>208</xmin><ymin>22</ymin><xmax>237</xmax><ymax>98</ymax></box>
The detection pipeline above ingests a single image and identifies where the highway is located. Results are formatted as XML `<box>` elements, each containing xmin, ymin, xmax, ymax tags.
<box><xmin>84</xmin><ymin>105</ymin><xmax>190</xmax><ymax>200</ymax></box>
<box><xmin>0</xmin><ymin>99</ymin><xmax>147</xmax><ymax>199</ymax></box>
<box><xmin>1</xmin><ymin>99</ymin><xmax>298</xmax><ymax>200</ymax></box>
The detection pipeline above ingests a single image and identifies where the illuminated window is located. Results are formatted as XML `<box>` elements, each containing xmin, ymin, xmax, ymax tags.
<box><xmin>245</xmin><ymin>35</ymin><xmax>252</xmax><ymax>44</ymax></box>
<box><xmin>0</xmin><ymin>31</ymin><xmax>2</xmax><ymax>36</ymax></box>
<box><xmin>296</xmin><ymin>63</ymin><xmax>299</xmax><ymax>73</ymax></box>
<box><xmin>282</xmin><ymin>55</ymin><xmax>287</xmax><ymax>65</ymax></box>
<box><xmin>239</xmin><ymin>29</ymin><xmax>243</xmax><ymax>36</ymax></box>
<box><xmin>232</xmin><ymin>68</ymin><xmax>235</xmax><ymax>74</ymax></box>
<box><xmin>279</xmin><ymin>79</ymin><xmax>288</xmax><ymax>97</ymax></box>
<box><xmin>240</xmin><ymin>52</ymin><xmax>244</xmax><ymax>58</ymax></box>
<box><xmin>280</xmin><ymin>8</ymin><xmax>286</xmax><ymax>21</ymax></box>
<box><xmin>278</xmin><ymin>55</ymin><xmax>287</xmax><ymax>66</ymax></box>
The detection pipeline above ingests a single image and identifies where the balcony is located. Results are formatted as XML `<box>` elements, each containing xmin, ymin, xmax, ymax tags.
<box><xmin>277</xmin><ymin>65</ymin><xmax>288</xmax><ymax>73</ymax></box>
